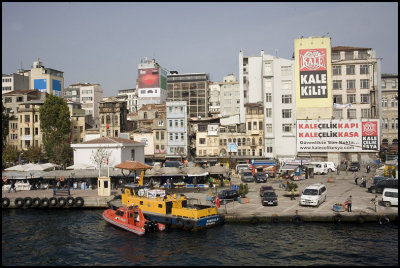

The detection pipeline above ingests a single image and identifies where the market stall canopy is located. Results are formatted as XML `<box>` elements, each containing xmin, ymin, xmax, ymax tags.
<box><xmin>159</xmin><ymin>167</ymin><xmax>183</xmax><ymax>176</ymax></box>
<box><xmin>66</xmin><ymin>163</ymin><xmax>96</xmax><ymax>170</ymax></box>
<box><xmin>2</xmin><ymin>170</ymin><xmax>45</xmax><ymax>179</ymax></box>
<box><xmin>279</xmin><ymin>164</ymin><xmax>300</xmax><ymax>171</ymax></box>
<box><xmin>42</xmin><ymin>168</ymin><xmax>121</xmax><ymax>179</ymax></box>
<box><xmin>181</xmin><ymin>167</ymin><xmax>208</xmax><ymax>177</ymax></box>
<box><xmin>114</xmin><ymin>161</ymin><xmax>153</xmax><ymax>171</ymax></box>
<box><xmin>145</xmin><ymin>166</ymin><xmax>162</xmax><ymax>176</ymax></box>
<box><xmin>5</xmin><ymin>163</ymin><xmax>58</xmax><ymax>172</ymax></box>
<box><xmin>206</xmin><ymin>165</ymin><xmax>228</xmax><ymax>175</ymax></box>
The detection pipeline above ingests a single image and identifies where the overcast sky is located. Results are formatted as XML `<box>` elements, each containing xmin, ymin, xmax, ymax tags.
<box><xmin>2</xmin><ymin>2</ymin><xmax>398</xmax><ymax>97</ymax></box>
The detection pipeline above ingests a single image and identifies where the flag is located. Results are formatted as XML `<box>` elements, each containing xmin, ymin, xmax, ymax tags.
<box><xmin>215</xmin><ymin>195</ymin><xmax>220</xmax><ymax>208</ymax></box>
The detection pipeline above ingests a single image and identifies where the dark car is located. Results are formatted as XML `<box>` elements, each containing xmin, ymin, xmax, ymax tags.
<box><xmin>260</xmin><ymin>185</ymin><xmax>275</xmax><ymax>196</ymax></box>
<box><xmin>212</xmin><ymin>189</ymin><xmax>240</xmax><ymax>204</ymax></box>
<box><xmin>255</xmin><ymin>172</ymin><xmax>267</xmax><ymax>183</ymax></box>
<box><xmin>261</xmin><ymin>191</ymin><xmax>278</xmax><ymax>206</ymax></box>
<box><xmin>241</xmin><ymin>170</ymin><xmax>255</xmax><ymax>182</ymax></box>
<box><xmin>368</xmin><ymin>179</ymin><xmax>398</xmax><ymax>194</ymax></box>
<box><xmin>348</xmin><ymin>162</ymin><xmax>360</xmax><ymax>171</ymax></box>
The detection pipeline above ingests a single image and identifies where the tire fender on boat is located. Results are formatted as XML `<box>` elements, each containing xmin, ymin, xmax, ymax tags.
<box><xmin>32</xmin><ymin>197</ymin><xmax>41</xmax><ymax>208</ymax></box>
<box><xmin>24</xmin><ymin>197</ymin><xmax>33</xmax><ymax>208</ymax></box>
<box><xmin>2</xmin><ymin>197</ymin><xmax>10</xmax><ymax>208</ymax></box>
<box><xmin>41</xmin><ymin>198</ymin><xmax>49</xmax><ymax>208</ymax></box>
<box><xmin>66</xmin><ymin>197</ymin><xmax>75</xmax><ymax>207</ymax></box>
<box><xmin>49</xmin><ymin>197</ymin><xmax>58</xmax><ymax>207</ymax></box>
<box><xmin>272</xmin><ymin>216</ymin><xmax>280</xmax><ymax>223</ymax></box>
<box><xmin>184</xmin><ymin>220</ymin><xmax>194</xmax><ymax>229</ymax></box>
<box><xmin>175</xmin><ymin>218</ymin><xmax>184</xmax><ymax>228</ymax></box>
<box><xmin>75</xmin><ymin>197</ymin><xmax>84</xmax><ymax>207</ymax></box>
<box><xmin>334</xmin><ymin>214</ymin><xmax>343</xmax><ymax>223</ymax></box>
<box><xmin>15</xmin><ymin>197</ymin><xmax>24</xmax><ymax>208</ymax></box>
<box><xmin>292</xmin><ymin>215</ymin><xmax>303</xmax><ymax>224</ymax></box>
<box><xmin>379</xmin><ymin>215</ymin><xmax>390</xmax><ymax>225</ymax></box>
<box><xmin>58</xmin><ymin>197</ymin><xmax>66</xmax><ymax>207</ymax></box>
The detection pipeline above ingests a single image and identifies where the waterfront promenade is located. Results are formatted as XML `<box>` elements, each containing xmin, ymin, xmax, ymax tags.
<box><xmin>2</xmin><ymin>166</ymin><xmax>398</xmax><ymax>223</ymax></box>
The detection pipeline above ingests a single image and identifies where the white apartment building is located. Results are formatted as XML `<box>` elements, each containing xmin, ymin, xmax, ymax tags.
<box><xmin>2</xmin><ymin>71</ymin><xmax>29</xmax><ymax>94</ymax></box>
<box><xmin>117</xmin><ymin>88</ymin><xmax>138</xmax><ymax>113</ymax></box>
<box><xmin>219</xmin><ymin>74</ymin><xmax>241</xmax><ymax>117</ymax></box>
<box><xmin>239</xmin><ymin>50</ymin><xmax>297</xmax><ymax>159</ymax></box>
<box><xmin>208</xmin><ymin>82</ymin><xmax>220</xmax><ymax>117</ymax></box>
<box><xmin>166</xmin><ymin>101</ymin><xmax>188</xmax><ymax>160</ymax></box>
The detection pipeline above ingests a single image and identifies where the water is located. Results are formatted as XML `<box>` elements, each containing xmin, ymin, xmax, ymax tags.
<box><xmin>2</xmin><ymin>209</ymin><xmax>398</xmax><ymax>266</ymax></box>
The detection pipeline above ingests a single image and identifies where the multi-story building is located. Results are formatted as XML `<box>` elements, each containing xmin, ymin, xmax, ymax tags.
<box><xmin>98</xmin><ymin>97</ymin><xmax>130</xmax><ymax>138</ymax></box>
<box><xmin>208</xmin><ymin>82</ymin><xmax>220</xmax><ymax>118</ymax></box>
<box><xmin>30</xmin><ymin>58</ymin><xmax>64</xmax><ymax>97</ymax></box>
<box><xmin>2</xmin><ymin>72</ymin><xmax>29</xmax><ymax>94</ymax></box>
<box><xmin>380</xmin><ymin>74</ymin><xmax>398</xmax><ymax>147</ymax></box>
<box><xmin>167</xmin><ymin>72</ymin><xmax>209</xmax><ymax>119</ymax></box>
<box><xmin>239</xmin><ymin>50</ymin><xmax>297</xmax><ymax>159</ymax></box>
<box><xmin>331</xmin><ymin>46</ymin><xmax>379</xmax><ymax>121</ymax></box>
<box><xmin>2</xmin><ymin>90</ymin><xmax>47</xmax><ymax>117</ymax></box>
<box><xmin>117</xmin><ymin>88</ymin><xmax>138</xmax><ymax>113</ymax></box>
<box><xmin>66</xmin><ymin>100</ymin><xmax>87</xmax><ymax>144</ymax></box>
<box><xmin>219</xmin><ymin>74</ymin><xmax>241</xmax><ymax>117</ymax></box>
<box><xmin>166</xmin><ymin>101</ymin><xmax>188</xmax><ymax>160</ymax></box>
<box><xmin>63</xmin><ymin>83</ymin><xmax>103</xmax><ymax>128</ymax></box>
<box><xmin>137</xmin><ymin>58</ymin><xmax>168</xmax><ymax>110</ymax></box>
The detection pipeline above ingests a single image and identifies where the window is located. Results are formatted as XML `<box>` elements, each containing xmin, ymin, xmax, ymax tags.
<box><xmin>25</xmin><ymin>115</ymin><xmax>30</xmax><ymax>122</ymax></box>
<box><xmin>25</xmin><ymin>128</ymin><xmax>30</xmax><ymax>135</ymax></box>
<box><xmin>181</xmin><ymin>133</ymin><xmax>184</xmax><ymax>141</ymax></box>
<box><xmin>169</xmin><ymin>134</ymin><xmax>173</xmax><ymax>141</ymax></box>
<box><xmin>391</xmin><ymin>98</ymin><xmax>398</xmax><ymax>107</ymax></box>
<box><xmin>346</xmin><ymin>65</ymin><xmax>355</xmax><ymax>75</ymax></box>
<box><xmin>333</xmin><ymin>95</ymin><xmax>342</xmax><ymax>104</ymax></box>
<box><xmin>253</xmin><ymin>121</ymin><xmax>257</xmax><ymax>130</ymax></box>
<box><xmin>199</xmin><ymin>138</ymin><xmax>206</xmax><ymax>145</ymax></box>
<box><xmin>358</xmin><ymin>51</ymin><xmax>368</xmax><ymax>59</ymax></box>
<box><xmin>360</xmin><ymin>65</ymin><xmax>369</xmax><ymax>74</ymax></box>
<box><xmin>383</xmin><ymin>118</ymin><xmax>388</xmax><ymax>129</ymax></box>
<box><xmin>333</xmin><ymin>80</ymin><xmax>342</xmax><ymax>90</ymax></box>
<box><xmin>175</xmin><ymin>120</ymin><xmax>178</xmax><ymax>127</ymax></box>
<box><xmin>259</xmin><ymin>121</ymin><xmax>263</xmax><ymax>130</ymax></box>
<box><xmin>265</xmin><ymin>140</ymin><xmax>273</xmax><ymax>153</ymax></box>
<box><xmin>382</xmin><ymin>81</ymin><xmax>386</xmax><ymax>88</ymax></box>
<box><xmin>361</xmin><ymin>109</ymin><xmax>370</xmax><ymax>118</ymax></box>
<box><xmin>281</xmin><ymin>80</ymin><xmax>292</xmax><ymax>90</ymax></box>
<box><xmin>265</xmin><ymin>93</ymin><xmax>272</xmax><ymax>102</ymax></box>
<box><xmin>347</xmin><ymin>80</ymin><xmax>356</xmax><ymax>89</ymax></box>
<box><xmin>331</xmin><ymin>52</ymin><xmax>340</xmax><ymax>61</ymax></box>
<box><xmin>360</xmin><ymin>79</ymin><xmax>369</xmax><ymax>89</ymax></box>
<box><xmin>282</xmin><ymin>124</ymin><xmax>292</xmax><ymax>133</ymax></box>
<box><xmin>347</xmin><ymin>109</ymin><xmax>357</xmax><ymax>119</ymax></box>
<box><xmin>360</xmin><ymin>94</ymin><xmax>369</xmax><ymax>103</ymax></box>
<box><xmin>282</xmin><ymin>95</ymin><xmax>292</xmax><ymax>104</ymax></box>
<box><xmin>158</xmin><ymin>120</ymin><xmax>164</xmax><ymax>126</ymax></box>
<box><xmin>345</xmin><ymin>51</ymin><xmax>354</xmax><ymax>60</ymax></box>
<box><xmin>347</xmin><ymin>94</ymin><xmax>356</xmax><ymax>104</ymax></box>
<box><xmin>161</xmin><ymin>131</ymin><xmax>164</xmax><ymax>140</ymax></box>
<box><xmin>259</xmin><ymin>137</ymin><xmax>262</xmax><ymax>145</ymax></box>
<box><xmin>382</xmin><ymin>98</ymin><xmax>388</xmax><ymax>108</ymax></box>
<box><xmin>169</xmin><ymin>120</ymin><xmax>172</xmax><ymax>127</ymax></box>
<box><xmin>180</xmin><ymin>120</ymin><xmax>184</xmax><ymax>127</ymax></box>
<box><xmin>332</xmin><ymin>66</ymin><xmax>341</xmax><ymax>75</ymax></box>
<box><xmin>35</xmin><ymin>115</ymin><xmax>38</xmax><ymax>122</ymax></box>
<box><xmin>265</xmin><ymin>108</ymin><xmax>272</xmax><ymax>118</ymax></box>
<box><xmin>333</xmin><ymin>110</ymin><xmax>342</xmax><ymax>119</ymax></box>
<box><xmin>266</xmin><ymin>124</ymin><xmax>272</xmax><ymax>133</ymax></box>
<box><xmin>281</xmin><ymin>66</ymin><xmax>292</xmax><ymax>76</ymax></box>
<box><xmin>248</xmin><ymin>122</ymin><xmax>251</xmax><ymax>130</ymax></box>
<box><xmin>282</xmin><ymin>109</ymin><xmax>292</xmax><ymax>118</ymax></box>
<box><xmin>4</xmin><ymin>97</ymin><xmax>12</xmax><ymax>103</ymax></box>
<box><xmin>264</xmin><ymin>62</ymin><xmax>272</xmax><ymax>75</ymax></box>
<box><xmin>264</xmin><ymin>79</ymin><xmax>272</xmax><ymax>89</ymax></box>
<box><xmin>156</xmin><ymin>131</ymin><xmax>159</xmax><ymax>140</ymax></box>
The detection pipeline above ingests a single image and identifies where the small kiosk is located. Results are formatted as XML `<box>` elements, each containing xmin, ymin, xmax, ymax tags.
<box><xmin>98</xmin><ymin>177</ymin><xmax>111</xmax><ymax>196</ymax></box>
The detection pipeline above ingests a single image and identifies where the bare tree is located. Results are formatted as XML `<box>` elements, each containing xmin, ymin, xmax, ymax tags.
<box><xmin>90</xmin><ymin>148</ymin><xmax>112</xmax><ymax>177</ymax></box>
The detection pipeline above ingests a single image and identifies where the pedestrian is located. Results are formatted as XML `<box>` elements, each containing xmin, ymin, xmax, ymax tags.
<box><xmin>354</xmin><ymin>174</ymin><xmax>359</xmax><ymax>185</ymax></box>
<box><xmin>8</xmin><ymin>179</ymin><xmax>17</xmax><ymax>193</ymax></box>
<box><xmin>337</xmin><ymin>164</ymin><xmax>340</xmax><ymax>175</ymax></box>
<box><xmin>367</xmin><ymin>164</ymin><xmax>370</xmax><ymax>173</ymax></box>
<box><xmin>290</xmin><ymin>188</ymin><xmax>295</xmax><ymax>200</ymax></box>
<box><xmin>360</xmin><ymin>176</ymin><xmax>366</xmax><ymax>188</ymax></box>
<box><xmin>347</xmin><ymin>195</ymin><xmax>352</xmax><ymax>212</ymax></box>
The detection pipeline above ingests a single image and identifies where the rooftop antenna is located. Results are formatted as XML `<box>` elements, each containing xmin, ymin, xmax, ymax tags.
<box><xmin>274</xmin><ymin>49</ymin><xmax>278</xmax><ymax>57</ymax></box>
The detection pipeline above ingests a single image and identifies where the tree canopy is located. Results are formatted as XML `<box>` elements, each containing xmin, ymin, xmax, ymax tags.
<box><xmin>2</xmin><ymin>101</ymin><xmax>9</xmax><ymax>150</ymax></box>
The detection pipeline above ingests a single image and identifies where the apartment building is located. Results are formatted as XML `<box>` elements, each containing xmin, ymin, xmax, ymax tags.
<box><xmin>98</xmin><ymin>97</ymin><xmax>130</xmax><ymax>138</ymax></box>
<box><xmin>30</xmin><ymin>58</ymin><xmax>64</xmax><ymax>97</ymax></box>
<box><xmin>2</xmin><ymin>72</ymin><xmax>29</xmax><ymax>94</ymax></box>
<box><xmin>380</xmin><ymin>74</ymin><xmax>398</xmax><ymax>147</ymax></box>
<box><xmin>66</xmin><ymin>100</ymin><xmax>87</xmax><ymax>144</ymax></box>
<box><xmin>2</xmin><ymin>90</ymin><xmax>47</xmax><ymax>117</ymax></box>
<box><xmin>208</xmin><ymin>82</ymin><xmax>220</xmax><ymax>118</ymax></box>
<box><xmin>117</xmin><ymin>88</ymin><xmax>138</xmax><ymax>113</ymax></box>
<box><xmin>166</xmin><ymin>101</ymin><xmax>188</xmax><ymax>160</ymax></box>
<box><xmin>167</xmin><ymin>72</ymin><xmax>209</xmax><ymax>119</ymax></box>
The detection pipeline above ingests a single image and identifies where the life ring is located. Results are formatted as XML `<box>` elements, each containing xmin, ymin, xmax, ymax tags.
<box><xmin>272</xmin><ymin>216</ymin><xmax>280</xmax><ymax>223</ymax></box>
<box><xmin>40</xmin><ymin>198</ymin><xmax>50</xmax><ymax>208</ymax></box>
<box><xmin>184</xmin><ymin>220</ymin><xmax>194</xmax><ymax>230</ymax></box>
<box><xmin>49</xmin><ymin>197</ymin><xmax>58</xmax><ymax>207</ymax></box>
<box><xmin>75</xmin><ymin>197</ymin><xmax>84</xmax><ymax>207</ymax></box>
<box><xmin>66</xmin><ymin>197</ymin><xmax>75</xmax><ymax>207</ymax></box>
<box><xmin>356</xmin><ymin>215</ymin><xmax>365</xmax><ymax>224</ymax></box>
<box><xmin>334</xmin><ymin>214</ymin><xmax>343</xmax><ymax>223</ymax></box>
<box><xmin>292</xmin><ymin>215</ymin><xmax>303</xmax><ymax>224</ymax></box>
<box><xmin>175</xmin><ymin>218</ymin><xmax>184</xmax><ymax>228</ymax></box>
<box><xmin>2</xmin><ymin>177</ymin><xmax>7</xmax><ymax>182</ymax></box>
<box><xmin>32</xmin><ymin>197</ymin><xmax>41</xmax><ymax>208</ymax></box>
<box><xmin>58</xmin><ymin>197</ymin><xmax>66</xmax><ymax>207</ymax></box>
<box><xmin>59</xmin><ymin>177</ymin><xmax>64</xmax><ymax>182</ymax></box>
<box><xmin>24</xmin><ymin>197</ymin><xmax>33</xmax><ymax>208</ymax></box>
<box><xmin>15</xmin><ymin>198</ymin><xmax>24</xmax><ymax>208</ymax></box>
<box><xmin>379</xmin><ymin>215</ymin><xmax>390</xmax><ymax>225</ymax></box>
<box><xmin>2</xmin><ymin>197</ymin><xmax>10</xmax><ymax>208</ymax></box>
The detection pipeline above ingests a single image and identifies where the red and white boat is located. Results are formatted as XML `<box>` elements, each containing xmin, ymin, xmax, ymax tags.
<box><xmin>103</xmin><ymin>205</ymin><xmax>165</xmax><ymax>236</ymax></box>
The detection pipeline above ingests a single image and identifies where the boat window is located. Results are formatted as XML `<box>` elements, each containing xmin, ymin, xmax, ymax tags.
<box><xmin>158</xmin><ymin>204</ymin><xmax>163</xmax><ymax>208</ymax></box>
<box><xmin>140</xmin><ymin>201</ymin><xmax>143</xmax><ymax>205</ymax></box>
<box><xmin>116</xmin><ymin>210</ymin><xmax>124</xmax><ymax>217</ymax></box>
<box><xmin>134</xmin><ymin>212</ymin><xmax>139</xmax><ymax>221</ymax></box>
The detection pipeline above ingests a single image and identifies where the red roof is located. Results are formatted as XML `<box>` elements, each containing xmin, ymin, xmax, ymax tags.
<box><xmin>114</xmin><ymin>161</ymin><xmax>152</xmax><ymax>171</ymax></box>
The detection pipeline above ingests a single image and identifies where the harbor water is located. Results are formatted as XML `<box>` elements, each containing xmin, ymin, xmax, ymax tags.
<box><xmin>2</xmin><ymin>209</ymin><xmax>398</xmax><ymax>266</ymax></box>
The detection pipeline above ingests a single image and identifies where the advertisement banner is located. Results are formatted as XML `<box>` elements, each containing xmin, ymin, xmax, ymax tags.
<box><xmin>299</xmin><ymin>48</ymin><xmax>327</xmax><ymax>98</ymax></box>
<box><xmin>296</xmin><ymin>119</ymin><xmax>379</xmax><ymax>152</ymax></box>
<box><xmin>138</xmin><ymin>68</ymin><xmax>160</xmax><ymax>88</ymax></box>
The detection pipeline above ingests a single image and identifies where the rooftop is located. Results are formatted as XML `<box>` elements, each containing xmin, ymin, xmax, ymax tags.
<box><xmin>80</xmin><ymin>136</ymin><xmax>140</xmax><ymax>144</ymax></box>
<box><xmin>332</xmin><ymin>46</ymin><xmax>371</xmax><ymax>51</ymax></box>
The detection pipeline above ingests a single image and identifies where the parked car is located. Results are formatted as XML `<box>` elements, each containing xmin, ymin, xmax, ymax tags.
<box><xmin>368</xmin><ymin>179</ymin><xmax>398</xmax><ymax>194</ymax></box>
<box><xmin>261</xmin><ymin>191</ymin><xmax>278</xmax><ymax>206</ymax></box>
<box><xmin>382</xmin><ymin>188</ymin><xmax>398</xmax><ymax>207</ymax></box>
<box><xmin>259</xmin><ymin>185</ymin><xmax>275</xmax><ymax>196</ymax></box>
<box><xmin>212</xmin><ymin>189</ymin><xmax>239</xmax><ymax>204</ymax></box>
<box><xmin>323</xmin><ymin>162</ymin><xmax>336</xmax><ymax>172</ymax></box>
<box><xmin>348</xmin><ymin>162</ymin><xmax>360</xmax><ymax>171</ymax></box>
<box><xmin>241</xmin><ymin>170</ymin><xmax>255</xmax><ymax>182</ymax></box>
<box><xmin>300</xmin><ymin>183</ymin><xmax>327</xmax><ymax>207</ymax></box>
<box><xmin>255</xmin><ymin>172</ymin><xmax>267</xmax><ymax>183</ymax></box>
<box><xmin>236</xmin><ymin>164</ymin><xmax>250</xmax><ymax>174</ymax></box>
<box><xmin>311</xmin><ymin>162</ymin><xmax>328</xmax><ymax>175</ymax></box>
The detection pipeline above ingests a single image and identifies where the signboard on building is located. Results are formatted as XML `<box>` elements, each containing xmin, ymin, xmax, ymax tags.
<box><xmin>138</xmin><ymin>68</ymin><xmax>160</xmax><ymax>89</ymax></box>
<box><xmin>296</xmin><ymin>119</ymin><xmax>379</xmax><ymax>152</ymax></box>
<box><xmin>34</xmin><ymin>79</ymin><xmax>47</xmax><ymax>91</ymax></box>
<box><xmin>299</xmin><ymin>48</ymin><xmax>327</xmax><ymax>98</ymax></box>
<box><xmin>227</xmin><ymin>143</ymin><xmax>238</xmax><ymax>153</ymax></box>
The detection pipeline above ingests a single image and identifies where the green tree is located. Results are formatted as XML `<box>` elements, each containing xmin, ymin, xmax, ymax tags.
<box><xmin>2</xmin><ymin>101</ymin><xmax>9</xmax><ymax>150</ymax></box>
<box><xmin>239</xmin><ymin>183</ymin><xmax>249</xmax><ymax>197</ymax></box>
<box><xmin>2</xmin><ymin>145</ymin><xmax>18</xmax><ymax>169</ymax></box>
<box><xmin>39</xmin><ymin>95</ymin><xmax>72</xmax><ymax>168</ymax></box>
<box><xmin>23</xmin><ymin>145</ymin><xmax>45</xmax><ymax>163</ymax></box>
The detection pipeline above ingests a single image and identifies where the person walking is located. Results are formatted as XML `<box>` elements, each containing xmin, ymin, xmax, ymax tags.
<box><xmin>291</xmin><ymin>188</ymin><xmax>296</xmax><ymax>200</ymax></box>
<box><xmin>8</xmin><ymin>179</ymin><xmax>17</xmax><ymax>193</ymax></box>
<box><xmin>354</xmin><ymin>174</ymin><xmax>359</xmax><ymax>185</ymax></box>
<box><xmin>367</xmin><ymin>164</ymin><xmax>370</xmax><ymax>173</ymax></box>
<box><xmin>347</xmin><ymin>195</ymin><xmax>352</xmax><ymax>212</ymax></box>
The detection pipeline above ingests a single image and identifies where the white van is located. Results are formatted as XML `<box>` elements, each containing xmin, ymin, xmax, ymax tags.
<box><xmin>382</xmin><ymin>188</ymin><xmax>398</xmax><ymax>207</ymax></box>
<box><xmin>236</xmin><ymin>164</ymin><xmax>250</xmax><ymax>174</ymax></box>
<box><xmin>300</xmin><ymin>183</ymin><xmax>327</xmax><ymax>207</ymax></box>
<box><xmin>310</xmin><ymin>162</ymin><xmax>328</xmax><ymax>175</ymax></box>
<box><xmin>323</xmin><ymin>162</ymin><xmax>336</xmax><ymax>172</ymax></box>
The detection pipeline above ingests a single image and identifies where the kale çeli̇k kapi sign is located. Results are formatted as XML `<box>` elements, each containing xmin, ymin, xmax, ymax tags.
<box><xmin>296</xmin><ymin>119</ymin><xmax>379</xmax><ymax>152</ymax></box>
<box><xmin>299</xmin><ymin>49</ymin><xmax>327</xmax><ymax>98</ymax></box>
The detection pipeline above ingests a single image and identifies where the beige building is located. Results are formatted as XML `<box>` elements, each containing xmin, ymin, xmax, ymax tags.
<box><xmin>380</xmin><ymin>74</ymin><xmax>398</xmax><ymax>147</ymax></box>
<box><xmin>99</xmin><ymin>97</ymin><xmax>130</xmax><ymax>138</ymax></box>
<box><xmin>67</xmin><ymin>100</ymin><xmax>87</xmax><ymax>144</ymax></box>
<box><xmin>29</xmin><ymin>58</ymin><xmax>64</xmax><ymax>97</ymax></box>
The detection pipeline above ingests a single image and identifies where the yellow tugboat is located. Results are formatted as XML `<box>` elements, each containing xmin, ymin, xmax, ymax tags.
<box><xmin>120</xmin><ymin>184</ymin><xmax>224</xmax><ymax>230</ymax></box>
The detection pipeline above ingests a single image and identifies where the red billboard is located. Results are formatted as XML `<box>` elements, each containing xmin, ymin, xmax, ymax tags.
<box><xmin>138</xmin><ymin>68</ymin><xmax>160</xmax><ymax>88</ymax></box>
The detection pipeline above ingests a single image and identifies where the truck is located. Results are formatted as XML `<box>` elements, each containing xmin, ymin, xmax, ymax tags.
<box><xmin>251</xmin><ymin>160</ymin><xmax>277</xmax><ymax>178</ymax></box>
